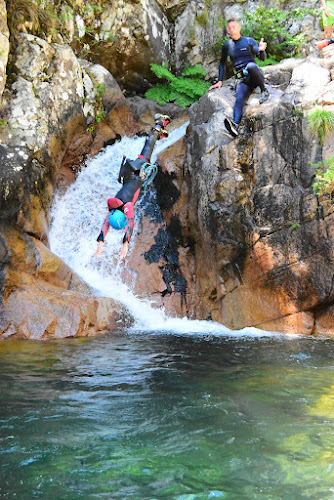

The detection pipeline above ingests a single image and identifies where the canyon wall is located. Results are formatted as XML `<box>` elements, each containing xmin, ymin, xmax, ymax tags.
<box><xmin>0</xmin><ymin>0</ymin><xmax>333</xmax><ymax>337</ymax></box>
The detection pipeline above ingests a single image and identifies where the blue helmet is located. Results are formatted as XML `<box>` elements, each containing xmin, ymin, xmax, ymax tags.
<box><xmin>108</xmin><ymin>209</ymin><xmax>127</xmax><ymax>230</ymax></box>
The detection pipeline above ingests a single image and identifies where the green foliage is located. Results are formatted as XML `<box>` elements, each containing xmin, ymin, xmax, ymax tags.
<box><xmin>145</xmin><ymin>63</ymin><xmax>211</xmax><ymax>108</ymax></box>
<box><xmin>241</xmin><ymin>6</ymin><xmax>316</xmax><ymax>62</ymax></box>
<box><xmin>0</xmin><ymin>118</ymin><xmax>8</xmax><ymax>129</ymax></box>
<box><xmin>188</xmin><ymin>27</ymin><xmax>195</xmax><ymax>39</ymax></box>
<box><xmin>213</xmin><ymin>14</ymin><xmax>225</xmax><ymax>30</ymax></box>
<box><xmin>95</xmin><ymin>110</ymin><xmax>105</xmax><ymax>123</ymax></box>
<box><xmin>95</xmin><ymin>82</ymin><xmax>105</xmax><ymax>101</ymax></box>
<box><xmin>59</xmin><ymin>4</ymin><xmax>73</xmax><ymax>20</ymax></box>
<box><xmin>73</xmin><ymin>26</ymin><xmax>116</xmax><ymax>59</ymax></box>
<box><xmin>307</xmin><ymin>108</ymin><xmax>334</xmax><ymax>146</ymax></box>
<box><xmin>145</xmin><ymin>84</ymin><xmax>173</xmax><ymax>105</ymax></box>
<box><xmin>88</xmin><ymin>80</ymin><xmax>106</xmax><ymax>123</ymax></box>
<box><xmin>149</xmin><ymin>62</ymin><xmax>175</xmax><ymax>81</ymax></box>
<box><xmin>290</xmin><ymin>222</ymin><xmax>300</xmax><ymax>230</ymax></box>
<box><xmin>256</xmin><ymin>56</ymin><xmax>280</xmax><ymax>67</ymax></box>
<box><xmin>211</xmin><ymin>37</ymin><xmax>228</xmax><ymax>57</ymax></box>
<box><xmin>81</xmin><ymin>4</ymin><xmax>103</xmax><ymax>16</ymax></box>
<box><xmin>312</xmin><ymin>156</ymin><xmax>334</xmax><ymax>198</ymax></box>
<box><xmin>312</xmin><ymin>109</ymin><xmax>334</xmax><ymax>143</ymax></box>
<box><xmin>182</xmin><ymin>64</ymin><xmax>207</xmax><ymax>78</ymax></box>
<box><xmin>294</xmin><ymin>107</ymin><xmax>304</xmax><ymax>118</ymax></box>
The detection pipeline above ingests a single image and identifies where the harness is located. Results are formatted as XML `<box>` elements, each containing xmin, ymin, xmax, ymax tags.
<box><xmin>235</xmin><ymin>67</ymin><xmax>249</xmax><ymax>79</ymax></box>
<box><xmin>118</xmin><ymin>155</ymin><xmax>158</xmax><ymax>188</ymax></box>
<box><xmin>234</xmin><ymin>65</ymin><xmax>263</xmax><ymax>81</ymax></box>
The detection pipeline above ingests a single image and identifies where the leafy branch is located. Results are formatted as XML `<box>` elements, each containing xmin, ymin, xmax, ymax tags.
<box><xmin>312</xmin><ymin>156</ymin><xmax>334</xmax><ymax>198</ymax></box>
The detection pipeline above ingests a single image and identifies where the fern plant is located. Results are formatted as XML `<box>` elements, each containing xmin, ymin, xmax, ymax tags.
<box><xmin>145</xmin><ymin>62</ymin><xmax>211</xmax><ymax>108</ymax></box>
<box><xmin>312</xmin><ymin>156</ymin><xmax>334</xmax><ymax>197</ymax></box>
<box><xmin>307</xmin><ymin>108</ymin><xmax>334</xmax><ymax>146</ymax></box>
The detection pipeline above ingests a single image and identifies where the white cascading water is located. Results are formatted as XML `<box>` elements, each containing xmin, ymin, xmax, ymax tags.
<box><xmin>49</xmin><ymin>122</ymin><xmax>273</xmax><ymax>337</ymax></box>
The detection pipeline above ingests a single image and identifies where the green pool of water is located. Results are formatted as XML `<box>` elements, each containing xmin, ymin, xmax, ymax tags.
<box><xmin>1</xmin><ymin>331</ymin><xmax>334</xmax><ymax>499</ymax></box>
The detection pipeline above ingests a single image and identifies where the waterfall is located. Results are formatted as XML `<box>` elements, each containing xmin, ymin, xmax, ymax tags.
<box><xmin>49</xmin><ymin>123</ymin><xmax>273</xmax><ymax>337</ymax></box>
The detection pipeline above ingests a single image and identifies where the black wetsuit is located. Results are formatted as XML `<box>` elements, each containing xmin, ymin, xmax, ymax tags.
<box><xmin>97</xmin><ymin>121</ymin><xmax>167</xmax><ymax>245</ymax></box>
<box><xmin>219</xmin><ymin>36</ymin><xmax>266</xmax><ymax>124</ymax></box>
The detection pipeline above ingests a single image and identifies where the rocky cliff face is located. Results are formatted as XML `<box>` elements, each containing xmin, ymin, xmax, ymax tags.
<box><xmin>86</xmin><ymin>0</ymin><xmax>322</xmax><ymax>87</ymax></box>
<box><xmin>143</xmin><ymin>49</ymin><xmax>334</xmax><ymax>335</ymax></box>
<box><xmin>0</xmin><ymin>0</ymin><xmax>333</xmax><ymax>338</ymax></box>
<box><xmin>0</xmin><ymin>28</ymin><xmax>137</xmax><ymax>339</ymax></box>
<box><xmin>1</xmin><ymin>0</ymin><xmax>324</xmax><ymax>93</ymax></box>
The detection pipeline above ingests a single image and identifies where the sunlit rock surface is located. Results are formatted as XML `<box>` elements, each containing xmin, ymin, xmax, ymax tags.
<box><xmin>96</xmin><ymin>0</ymin><xmax>170</xmax><ymax>91</ymax></box>
<box><xmin>0</xmin><ymin>0</ymin><xmax>9</xmax><ymax>105</ymax></box>
<box><xmin>148</xmin><ymin>51</ymin><xmax>334</xmax><ymax>335</ymax></box>
<box><xmin>0</xmin><ymin>226</ymin><xmax>133</xmax><ymax>339</ymax></box>
<box><xmin>0</xmin><ymin>32</ymin><xmax>138</xmax><ymax>338</ymax></box>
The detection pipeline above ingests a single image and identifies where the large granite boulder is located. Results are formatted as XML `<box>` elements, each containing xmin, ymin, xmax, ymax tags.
<box><xmin>168</xmin><ymin>51</ymin><xmax>334</xmax><ymax>334</ymax></box>
<box><xmin>131</xmin><ymin>50</ymin><xmax>334</xmax><ymax>335</ymax></box>
<box><xmin>0</xmin><ymin>225</ymin><xmax>133</xmax><ymax>339</ymax></box>
<box><xmin>0</xmin><ymin>33</ymin><xmax>136</xmax><ymax>235</ymax></box>
<box><xmin>95</xmin><ymin>0</ymin><xmax>170</xmax><ymax>91</ymax></box>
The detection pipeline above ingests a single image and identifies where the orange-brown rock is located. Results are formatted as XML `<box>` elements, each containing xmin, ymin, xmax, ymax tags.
<box><xmin>148</xmin><ymin>56</ymin><xmax>334</xmax><ymax>335</ymax></box>
<box><xmin>314</xmin><ymin>306</ymin><xmax>334</xmax><ymax>336</ymax></box>
<box><xmin>123</xmin><ymin>215</ymin><xmax>190</xmax><ymax>318</ymax></box>
<box><xmin>0</xmin><ymin>225</ymin><xmax>133</xmax><ymax>339</ymax></box>
<box><xmin>257</xmin><ymin>312</ymin><xmax>315</xmax><ymax>336</ymax></box>
<box><xmin>1</xmin><ymin>278</ymin><xmax>130</xmax><ymax>340</ymax></box>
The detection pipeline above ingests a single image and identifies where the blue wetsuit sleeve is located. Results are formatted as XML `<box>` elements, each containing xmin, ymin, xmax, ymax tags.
<box><xmin>218</xmin><ymin>42</ymin><xmax>229</xmax><ymax>81</ymax></box>
<box><xmin>248</xmin><ymin>37</ymin><xmax>266</xmax><ymax>61</ymax></box>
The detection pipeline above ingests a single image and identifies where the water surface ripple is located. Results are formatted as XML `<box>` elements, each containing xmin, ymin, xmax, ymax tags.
<box><xmin>1</xmin><ymin>332</ymin><xmax>334</xmax><ymax>499</ymax></box>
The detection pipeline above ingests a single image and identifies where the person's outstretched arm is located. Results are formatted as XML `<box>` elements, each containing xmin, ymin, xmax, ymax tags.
<box><xmin>209</xmin><ymin>42</ymin><xmax>228</xmax><ymax>90</ymax></box>
<box><xmin>95</xmin><ymin>213</ymin><xmax>110</xmax><ymax>257</ymax></box>
<box><xmin>321</xmin><ymin>0</ymin><xmax>330</xmax><ymax>17</ymax></box>
<box><xmin>95</xmin><ymin>240</ymin><xmax>104</xmax><ymax>257</ymax></box>
<box><xmin>119</xmin><ymin>241</ymin><xmax>129</xmax><ymax>261</ymax></box>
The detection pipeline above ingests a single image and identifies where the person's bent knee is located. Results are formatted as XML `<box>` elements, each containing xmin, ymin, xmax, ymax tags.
<box><xmin>246</xmin><ymin>62</ymin><xmax>260</xmax><ymax>75</ymax></box>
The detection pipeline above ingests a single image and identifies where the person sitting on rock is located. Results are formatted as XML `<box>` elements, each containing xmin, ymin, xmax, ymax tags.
<box><xmin>209</xmin><ymin>18</ymin><xmax>269</xmax><ymax>138</ymax></box>
<box><xmin>95</xmin><ymin>113</ymin><xmax>170</xmax><ymax>261</ymax></box>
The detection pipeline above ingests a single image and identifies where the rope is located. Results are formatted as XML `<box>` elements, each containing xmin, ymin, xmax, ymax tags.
<box><xmin>140</xmin><ymin>162</ymin><xmax>158</xmax><ymax>189</ymax></box>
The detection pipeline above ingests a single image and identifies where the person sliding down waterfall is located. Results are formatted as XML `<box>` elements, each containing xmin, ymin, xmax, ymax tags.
<box><xmin>95</xmin><ymin>113</ymin><xmax>170</xmax><ymax>261</ymax></box>
<box><xmin>209</xmin><ymin>18</ymin><xmax>269</xmax><ymax>138</ymax></box>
